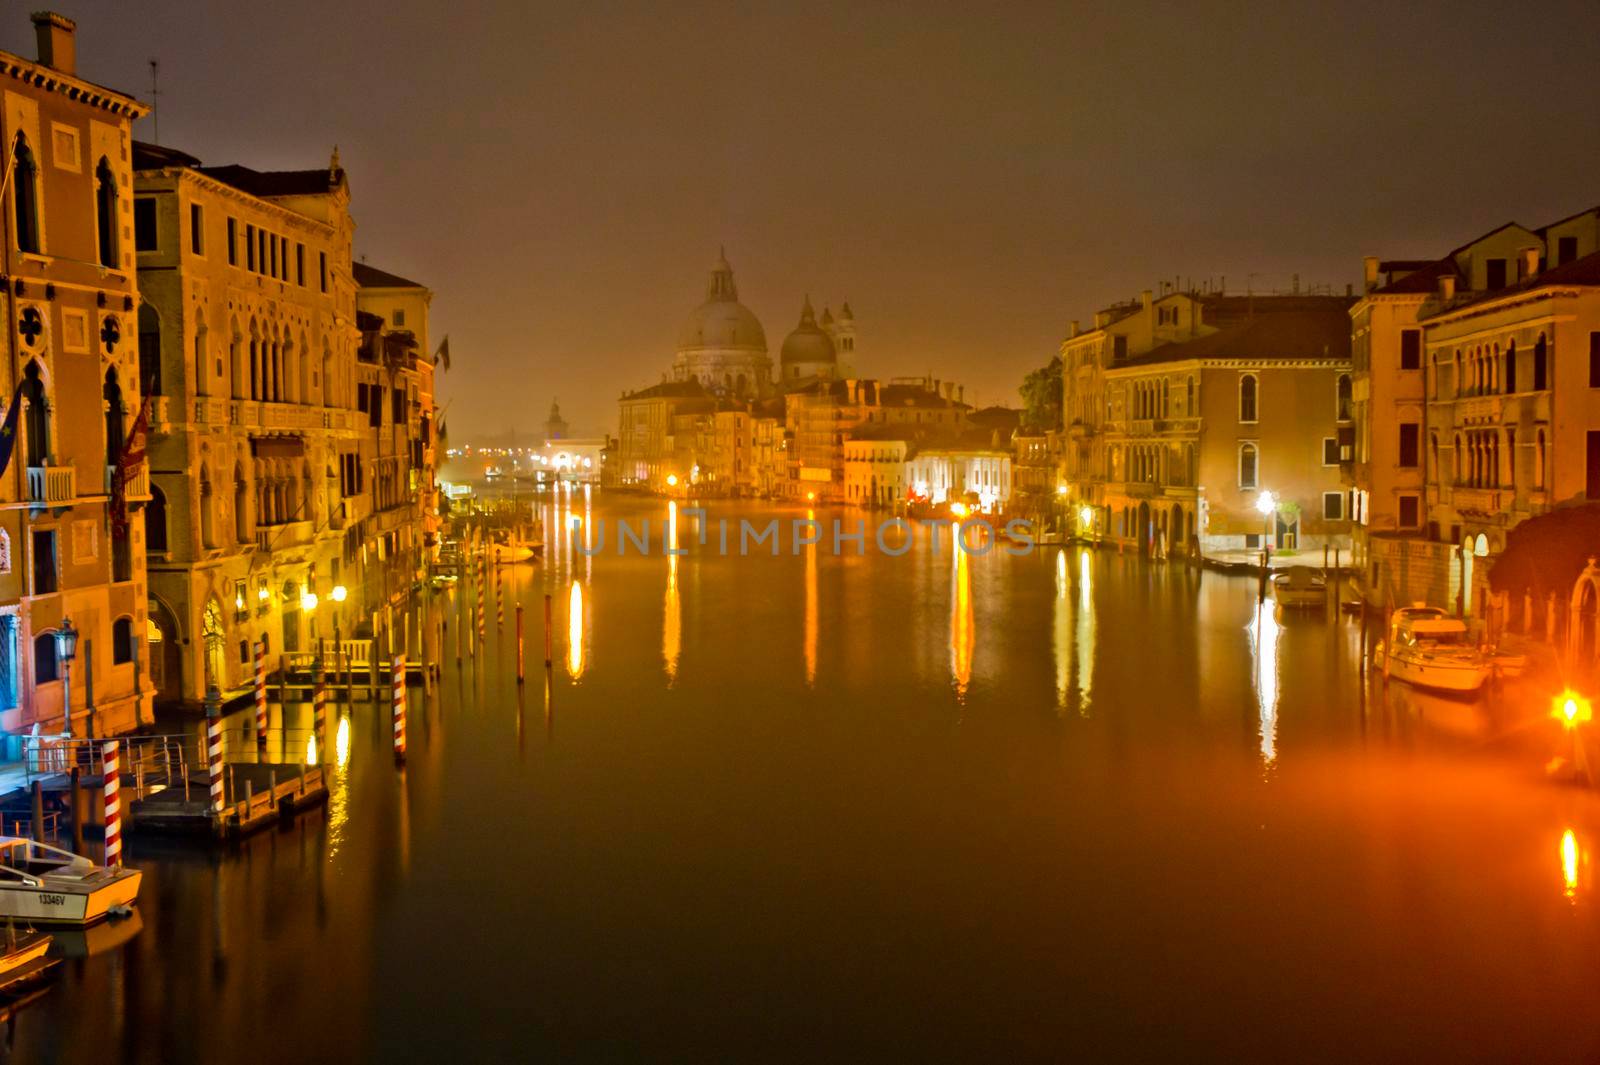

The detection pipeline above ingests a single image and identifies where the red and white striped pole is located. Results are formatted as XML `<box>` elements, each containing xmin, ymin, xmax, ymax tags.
<box><xmin>477</xmin><ymin>557</ymin><xmax>486</xmax><ymax>643</ymax></box>
<box><xmin>392</xmin><ymin>654</ymin><xmax>407</xmax><ymax>763</ymax></box>
<box><xmin>313</xmin><ymin>660</ymin><xmax>327</xmax><ymax>759</ymax></box>
<box><xmin>207</xmin><ymin>713</ymin><xmax>224</xmax><ymax>815</ymax></box>
<box><xmin>496</xmin><ymin>561</ymin><xmax>504</xmax><ymax>629</ymax></box>
<box><xmin>101</xmin><ymin>740</ymin><xmax>121</xmax><ymax>867</ymax></box>
<box><xmin>253</xmin><ymin>640</ymin><xmax>267</xmax><ymax>748</ymax></box>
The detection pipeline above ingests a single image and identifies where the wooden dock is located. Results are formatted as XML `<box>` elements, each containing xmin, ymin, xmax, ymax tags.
<box><xmin>131</xmin><ymin>762</ymin><xmax>328</xmax><ymax>840</ymax></box>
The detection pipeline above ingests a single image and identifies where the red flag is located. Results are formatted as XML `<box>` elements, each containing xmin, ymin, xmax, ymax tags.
<box><xmin>111</xmin><ymin>393</ymin><xmax>151</xmax><ymax>539</ymax></box>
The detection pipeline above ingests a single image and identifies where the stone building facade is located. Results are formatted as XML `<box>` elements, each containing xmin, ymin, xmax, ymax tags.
<box><xmin>0</xmin><ymin>13</ymin><xmax>154</xmax><ymax>740</ymax></box>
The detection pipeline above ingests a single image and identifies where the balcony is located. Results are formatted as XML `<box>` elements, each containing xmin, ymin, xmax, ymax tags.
<box><xmin>25</xmin><ymin>466</ymin><xmax>75</xmax><ymax>507</ymax></box>
<box><xmin>102</xmin><ymin>464</ymin><xmax>151</xmax><ymax>500</ymax></box>
<box><xmin>256</xmin><ymin>520</ymin><xmax>314</xmax><ymax>553</ymax></box>
<box><xmin>1451</xmin><ymin>486</ymin><xmax>1505</xmax><ymax>517</ymax></box>
<box><xmin>195</xmin><ymin>397</ymin><xmax>230</xmax><ymax>425</ymax></box>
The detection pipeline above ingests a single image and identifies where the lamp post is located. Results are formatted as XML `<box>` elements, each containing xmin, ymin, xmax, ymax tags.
<box><xmin>1254</xmin><ymin>491</ymin><xmax>1276</xmax><ymax>602</ymax></box>
<box><xmin>56</xmin><ymin>618</ymin><xmax>78</xmax><ymax>738</ymax></box>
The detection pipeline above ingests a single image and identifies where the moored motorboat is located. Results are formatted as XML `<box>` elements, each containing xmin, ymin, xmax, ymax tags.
<box><xmin>1373</xmin><ymin>605</ymin><xmax>1491</xmax><ymax>693</ymax></box>
<box><xmin>1271</xmin><ymin>567</ymin><xmax>1326</xmax><ymax>608</ymax></box>
<box><xmin>0</xmin><ymin>838</ymin><xmax>142</xmax><ymax>926</ymax></box>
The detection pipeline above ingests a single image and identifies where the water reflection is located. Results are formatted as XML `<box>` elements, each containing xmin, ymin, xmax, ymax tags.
<box><xmin>950</xmin><ymin>524</ymin><xmax>973</xmax><ymax>698</ymax></box>
<box><xmin>567</xmin><ymin>580</ymin><xmax>587</xmax><ymax>680</ymax></box>
<box><xmin>1076</xmin><ymin>550</ymin><xmax>1094</xmax><ymax>716</ymax></box>
<box><xmin>1562</xmin><ymin>829</ymin><xmax>1582</xmax><ymax>901</ymax></box>
<box><xmin>1053</xmin><ymin>552</ymin><xmax>1070</xmax><ymax>711</ymax></box>
<box><xmin>664</xmin><ymin>501</ymin><xmax>681</xmax><ymax>683</ymax></box>
<box><xmin>1248</xmin><ymin>605</ymin><xmax>1281</xmax><ymax>765</ymax></box>
<box><xmin>804</xmin><ymin>508</ymin><xmax>818</xmax><ymax>686</ymax></box>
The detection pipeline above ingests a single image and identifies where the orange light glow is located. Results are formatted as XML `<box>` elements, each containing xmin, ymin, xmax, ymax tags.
<box><xmin>1563</xmin><ymin>829</ymin><xmax>1581</xmax><ymax>899</ymax></box>
<box><xmin>566</xmin><ymin>580</ymin><xmax>586</xmax><ymax>679</ymax></box>
<box><xmin>1553</xmin><ymin>692</ymin><xmax>1593</xmax><ymax>729</ymax></box>
<box><xmin>950</xmin><ymin>502</ymin><xmax>971</xmax><ymax>518</ymax></box>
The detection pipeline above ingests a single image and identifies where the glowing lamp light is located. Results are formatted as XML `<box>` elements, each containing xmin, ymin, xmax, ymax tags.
<box><xmin>1255</xmin><ymin>490</ymin><xmax>1276</xmax><ymax>516</ymax></box>
<box><xmin>234</xmin><ymin>595</ymin><xmax>245</xmax><ymax>611</ymax></box>
<box><xmin>258</xmin><ymin>587</ymin><xmax>270</xmax><ymax>602</ymax></box>
<box><xmin>331</xmin><ymin>584</ymin><xmax>348</xmax><ymax>603</ymax></box>
<box><xmin>301</xmin><ymin>591</ymin><xmax>319</xmax><ymax>613</ymax></box>
<box><xmin>1056</xmin><ymin>485</ymin><xmax>1068</xmax><ymax>496</ymax></box>
<box><xmin>806</xmin><ymin>491</ymin><xmax>817</xmax><ymax>502</ymax></box>
<box><xmin>666</xmin><ymin>474</ymin><xmax>679</xmax><ymax>488</ymax></box>
<box><xmin>1078</xmin><ymin>505</ymin><xmax>1095</xmax><ymax>527</ymax></box>
<box><xmin>1554</xmin><ymin>691</ymin><xmax>1593</xmax><ymax>729</ymax></box>
<box><xmin>950</xmin><ymin>502</ymin><xmax>971</xmax><ymax>518</ymax></box>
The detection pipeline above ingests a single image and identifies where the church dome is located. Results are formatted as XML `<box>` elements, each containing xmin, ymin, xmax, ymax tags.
<box><xmin>780</xmin><ymin>296</ymin><xmax>836</xmax><ymax>366</ymax></box>
<box><xmin>677</xmin><ymin>251</ymin><xmax>767</xmax><ymax>352</ymax></box>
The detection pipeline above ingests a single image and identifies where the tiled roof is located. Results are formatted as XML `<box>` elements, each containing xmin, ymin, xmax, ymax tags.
<box><xmin>353</xmin><ymin>262</ymin><xmax>425</xmax><ymax>289</ymax></box>
<box><xmin>1123</xmin><ymin>302</ymin><xmax>1353</xmax><ymax>365</ymax></box>
<box><xmin>195</xmin><ymin>164</ymin><xmax>341</xmax><ymax>198</ymax></box>
<box><xmin>1423</xmin><ymin>250</ymin><xmax>1600</xmax><ymax>318</ymax></box>
<box><xmin>620</xmin><ymin>379</ymin><xmax>709</xmax><ymax>401</ymax></box>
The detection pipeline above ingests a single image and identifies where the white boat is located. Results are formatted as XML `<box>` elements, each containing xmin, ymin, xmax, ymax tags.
<box><xmin>1272</xmin><ymin>568</ymin><xmax>1326</xmax><ymax>608</ymax></box>
<box><xmin>0</xmin><ymin>838</ymin><xmax>141</xmax><ymax>926</ymax></box>
<box><xmin>1374</xmin><ymin>606</ymin><xmax>1491</xmax><ymax>693</ymax></box>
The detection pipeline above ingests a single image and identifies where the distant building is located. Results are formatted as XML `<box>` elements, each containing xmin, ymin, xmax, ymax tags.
<box><xmin>1065</xmin><ymin>288</ymin><xmax>1355</xmax><ymax>558</ymax></box>
<box><xmin>0</xmin><ymin>13</ymin><xmax>154</xmax><ymax>739</ymax></box>
<box><xmin>544</xmin><ymin>399</ymin><xmax>568</xmax><ymax>441</ymax></box>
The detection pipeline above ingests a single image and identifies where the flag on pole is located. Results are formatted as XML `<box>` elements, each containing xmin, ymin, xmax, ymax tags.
<box><xmin>433</xmin><ymin>336</ymin><xmax>450</xmax><ymax>371</ymax></box>
<box><xmin>110</xmin><ymin>392</ymin><xmax>151</xmax><ymax>539</ymax></box>
<box><xmin>0</xmin><ymin>389</ymin><xmax>21</xmax><ymax>481</ymax></box>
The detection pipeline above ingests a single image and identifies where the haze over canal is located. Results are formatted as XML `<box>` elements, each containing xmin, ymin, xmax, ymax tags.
<box><xmin>16</xmin><ymin>493</ymin><xmax>1600</xmax><ymax>1063</ymax></box>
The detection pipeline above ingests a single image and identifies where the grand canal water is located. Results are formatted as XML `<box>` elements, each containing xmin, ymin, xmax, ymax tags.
<box><xmin>13</xmin><ymin>491</ymin><xmax>1600</xmax><ymax>1063</ymax></box>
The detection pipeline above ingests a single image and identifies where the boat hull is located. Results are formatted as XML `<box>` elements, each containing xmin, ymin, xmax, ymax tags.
<box><xmin>1378</xmin><ymin>647</ymin><xmax>1488</xmax><ymax>693</ymax></box>
<box><xmin>0</xmin><ymin>869</ymin><xmax>142</xmax><ymax>926</ymax></box>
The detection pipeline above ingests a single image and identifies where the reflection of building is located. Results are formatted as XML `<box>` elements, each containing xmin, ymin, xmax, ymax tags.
<box><xmin>1353</xmin><ymin>208</ymin><xmax>1600</xmax><ymax>614</ymax></box>
<box><xmin>136</xmin><ymin>138</ymin><xmax>361</xmax><ymax>704</ymax></box>
<box><xmin>787</xmin><ymin>377</ymin><xmax>967</xmax><ymax>502</ymax></box>
<box><xmin>0</xmin><ymin>13</ymin><xmax>154</xmax><ymax>739</ymax></box>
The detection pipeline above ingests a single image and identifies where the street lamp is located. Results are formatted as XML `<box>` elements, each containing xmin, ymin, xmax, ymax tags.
<box><xmin>56</xmin><ymin>618</ymin><xmax>78</xmax><ymax>737</ymax></box>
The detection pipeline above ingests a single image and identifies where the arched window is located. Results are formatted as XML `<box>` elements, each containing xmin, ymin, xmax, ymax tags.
<box><xmin>1505</xmin><ymin>428</ymin><xmax>1516</xmax><ymax>488</ymax></box>
<box><xmin>1186</xmin><ymin>376</ymin><xmax>1195</xmax><ymax>414</ymax></box>
<box><xmin>248</xmin><ymin>321</ymin><xmax>260</xmax><ymax>400</ymax></box>
<box><xmin>194</xmin><ymin>327</ymin><xmax>208</xmax><ymax>396</ymax></box>
<box><xmin>137</xmin><ymin>303</ymin><xmax>162</xmax><ymax>395</ymax></box>
<box><xmin>1505</xmin><ymin>340</ymin><xmax>1517</xmax><ymax>394</ymax></box>
<box><xmin>146</xmin><ymin>486</ymin><xmax>168</xmax><ymax>552</ymax></box>
<box><xmin>1429</xmin><ymin>432</ymin><xmax>1439</xmax><ymax>476</ymax></box>
<box><xmin>112</xmin><ymin>617</ymin><xmax>134</xmax><ymax>664</ymax></box>
<box><xmin>199</xmin><ymin>465</ymin><xmax>215</xmax><ymax>549</ymax></box>
<box><xmin>12</xmin><ymin>135</ymin><xmax>39</xmax><ymax>255</ymax></box>
<box><xmin>95</xmin><ymin>157</ymin><xmax>118</xmax><ymax>268</ymax></box>
<box><xmin>1536</xmin><ymin>429</ymin><xmax>1547</xmax><ymax>489</ymax></box>
<box><xmin>33</xmin><ymin>632</ymin><xmax>58</xmax><ymax>683</ymax></box>
<box><xmin>1336</xmin><ymin>373</ymin><xmax>1352</xmax><ymax>421</ymax></box>
<box><xmin>21</xmin><ymin>360</ymin><xmax>48</xmax><ymax>467</ymax></box>
<box><xmin>234</xmin><ymin>463</ymin><xmax>249</xmax><ymax>543</ymax></box>
<box><xmin>1238</xmin><ymin>442</ymin><xmax>1258</xmax><ymax>489</ymax></box>
<box><xmin>1534</xmin><ymin>336</ymin><xmax>1548</xmax><ymax>390</ymax></box>
<box><xmin>1452</xmin><ymin>433</ymin><xmax>1462</xmax><ymax>484</ymax></box>
<box><xmin>320</xmin><ymin>338</ymin><xmax>333</xmax><ymax>406</ymax></box>
<box><xmin>104</xmin><ymin>368</ymin><xmax>125</xmax><ymax>468</ymax></box>
<box><xmin>1453</xmin><ymin>350</ymin><xmax>1462</xmax><ymax>397</ymax></box>
<box><xmin>1238</xmin><ymin>374</ymin><xmax>1258</xmax><ymax>423</ymax></box>
<box><xmin>1430</xmin><ymin>354</ymin><xmax>1439</xmax><ymax>399</ymax></box>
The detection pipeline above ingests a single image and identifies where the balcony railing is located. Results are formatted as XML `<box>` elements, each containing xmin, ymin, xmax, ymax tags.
<box><xmin>256</xmin><ymin>520</ymin><xmax>314</xmax><ymax>553</ymax></box>
<box><xmin>1452</xmin><ymin>486</ymin><xmax>1505</xmax><ymax>516</ymax></box>
<box><xmin>26</xmin><ymin>465</ymin><xmax>75</xmax><ymax>506</ymax></box>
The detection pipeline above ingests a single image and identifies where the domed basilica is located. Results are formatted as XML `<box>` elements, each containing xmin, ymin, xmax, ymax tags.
<box><xmin>670</xmin><ymin>250</ymin><xmax>856</xmax><ymax>398</ymax></box>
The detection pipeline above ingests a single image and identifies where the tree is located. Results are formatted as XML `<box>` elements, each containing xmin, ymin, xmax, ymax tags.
<box><xmin>1019</xmin><ymin>355</ymin><xmax>1063</xmax><ymax>431</ymax></box>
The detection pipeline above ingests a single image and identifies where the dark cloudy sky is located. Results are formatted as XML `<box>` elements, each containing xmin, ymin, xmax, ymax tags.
<box><xmin>16</xmin><ymin>1</ymin><xmax>1600</xmax><ymax>436</ymax></box>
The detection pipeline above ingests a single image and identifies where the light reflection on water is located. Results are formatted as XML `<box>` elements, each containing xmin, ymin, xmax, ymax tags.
<box><xmin>1249</xmin><ymin>603</ymin><xmax>1282</xmax><ymax>765</ymax></box>
<box><xmin>24</xmin><ymin>495</ymin><xmax>1600</xmax><ymax>1064</ymax></box>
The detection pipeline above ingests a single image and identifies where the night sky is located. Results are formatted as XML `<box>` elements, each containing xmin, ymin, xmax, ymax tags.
<box><xmin>15</xmin><ymin>1</ymin><xmax>1600</xmax><ymax>437</ymax></box>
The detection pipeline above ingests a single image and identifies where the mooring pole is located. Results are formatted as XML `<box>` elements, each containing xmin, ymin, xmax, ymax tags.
<box><xmin>516</xmin><ymin>604</ymin><xmax>525</xmax><ymax>683</ymax></box>
<box><xmin>544</xmin><ymin>593</ymin><xmax>553</xmax><ymax>668</ymax></box>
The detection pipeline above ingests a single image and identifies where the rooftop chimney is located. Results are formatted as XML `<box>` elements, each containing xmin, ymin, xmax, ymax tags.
<box><xmin>1363</xmin><ymin>256</ymin><xmax>1379</xmax><ymax>292</ymax></box>
<box><xmin>1069</xmin><ymin>320</ymin><xmax>1080</xmax><ymax>338</ymax></box>
<box><xmin>1141</xmin><ymin>289</ymin><xmax>1153</xmax><ymax>313</ymax></box>
<box><xmin>1520</xmin><ymin>246</ymin><xmax>1541</xmax><ymax>282</ymax></box>
<box><xmin>1438</xmin><ymin>275</ymin><xmax>1456</xmax><ymax>302</ymax></box>
<box><xmin>31</xmin><ymin>12</ymin><xmax>76</xmax><ymax>76</ymax></box>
